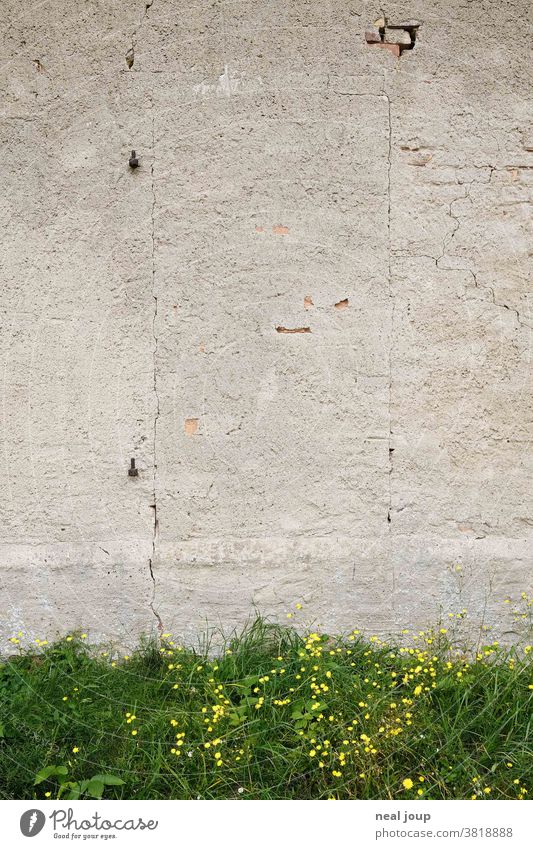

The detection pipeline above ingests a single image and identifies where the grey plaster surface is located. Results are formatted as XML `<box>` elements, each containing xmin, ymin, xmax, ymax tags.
<box><xmin>1</xmin><ymin>1</ymin><xmax>531</xmax><ymax>646</ymax></box>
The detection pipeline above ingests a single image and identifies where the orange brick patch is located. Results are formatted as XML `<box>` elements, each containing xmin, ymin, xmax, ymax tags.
<box><xmin>184</xmin><ymin>418</ymin><xmax>199</xmax><ymax>435</ymax></box>
<box><xmin>376</xmin><ymin>42</ymin><xmax>400</xmax><ymax>58</ymax></box>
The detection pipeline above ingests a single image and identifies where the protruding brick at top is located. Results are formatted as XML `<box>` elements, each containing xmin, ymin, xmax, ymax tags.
<box><xmin>365</xmin><ymin>16</ymin><xmax>421</xmax><ymax>57</ymax></box>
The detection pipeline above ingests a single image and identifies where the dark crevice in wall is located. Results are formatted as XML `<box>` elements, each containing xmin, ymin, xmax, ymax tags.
<box><xmin>127</xmin><ymin>0</ymin><xmax>156</xmax><ymax>69</ymax></box>
<box><xmin>385</xmin><ymin>89</ymin><xmax>394</xmax><ymax>538</ymax></box>
<box><xmin>148</xmin><ymin>554</ymin><xmax>163</xmax><ymax>630</ymax></box>
<box><xmin>275</xmin><ymin>326</ymin><xmax>312</xmax><ymax>334</ymax></box>
<box><xmin>384</xmin><ymin>79</ymin><xmax>396</xmax><ymax>607</ymax></box>
<box><xmin>149</xmin><ymin>90</ymin><xmax>162</xmax><ymax>632</ymax></box>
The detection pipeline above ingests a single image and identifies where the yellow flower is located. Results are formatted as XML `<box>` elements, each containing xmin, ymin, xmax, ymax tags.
<box><xmin>483</xmin><ymin>787</ymin><xmax>491</xmax><ymax>794</ymax></box>
<box><xmin>72</xmin><ymin>747</ymin><xmax>79</xmax><ymax>754</ymax></box>
<box><xmin>295</xmin><ymin>603</ymin><xmax>302</xmax><ymax>610</ymax></box>
<box><xmin>414</xmin><ymin>685</ymin><xmax>422</xmax><ymax>696</ymax></box>
<box><xmin>402</xmin><ymin>778</ymin><xmax>414</xmax><ymax>790</ymax></box>
<box><xmin>309</xmin><ymin>750</ymin><xmax>316</xmax><ymax>757</ymax></box>
<box><xmin>131</xmin><ymin>730</ymin><xmax>138</xmax><ymax>736</ymax></box>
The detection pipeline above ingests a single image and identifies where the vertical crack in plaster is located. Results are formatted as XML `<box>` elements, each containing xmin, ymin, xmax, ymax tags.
<box><xmin>384</xmin><ymin>83</ymin><xmax>395</xmax><ymax>606</ymax></box>
<box><xmin>148</xmin><ymin>91</ymin><xmax>162</xmax><ymax>632</ymax></box>
<box><xmin>130</xmin><ymin>0</ymin><xmax>155</xmax><ymax>57</ymax></box>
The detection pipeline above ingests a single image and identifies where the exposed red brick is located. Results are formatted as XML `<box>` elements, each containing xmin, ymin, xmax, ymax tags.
<box><xmin>184</xmin><ymin>418</ymin><xmax>199</xmax><ymax>435</ymax></box>
<box><xmin>275</xmin><ymin>326</ymin><xmax>311</xmax><ymax>334</ymax></box>
<box><xmin>373</xmin><ymin>42</ymin><xmax>400</xmax><ymax>58</ymax></box>
<box><xmin>334</xmin><ymin>298</ymin><xmax>349</xmax><ymax>310</ymax></box>
<box><xmin>273</xmin><ymin>224</ymin><xmax>289</xmax><ymax>235</ymax></box>
<box><xmin>304</xmin><ymin>295</ymin><xmax>314</xmax><ymax>309</ymax></box>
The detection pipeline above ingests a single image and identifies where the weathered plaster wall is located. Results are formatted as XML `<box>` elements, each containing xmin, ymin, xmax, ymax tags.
<box><xmin>1</xmin><ymin>1</ymin><xmax>531</xmax><ymax>645</ymax></box>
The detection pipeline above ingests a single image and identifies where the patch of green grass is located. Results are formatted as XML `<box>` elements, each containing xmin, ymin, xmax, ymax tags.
<box><xmin>0</xmin><ymin>618</ymin><xmax>531</xmax><ymax>800</ymax></box>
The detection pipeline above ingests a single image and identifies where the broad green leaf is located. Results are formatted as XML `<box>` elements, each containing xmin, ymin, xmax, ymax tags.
<box><xmin>91</xmin><ymin>774</ymin><xmax>125</xmax><ymax>786</ymax></box>
<box><xmin>87</xmin><ymin>779</ymin><xmax>105</xmax><ymax>799</ymax></box>
<box><xmin>66</xmin><ymin>787</ymin><xmax>81</xmax><ymax>800</ymax></box>
<box><xmin>34</xmin><ymin>765</ymin><xmax>68</xmax><ymax>785</ymax></box>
